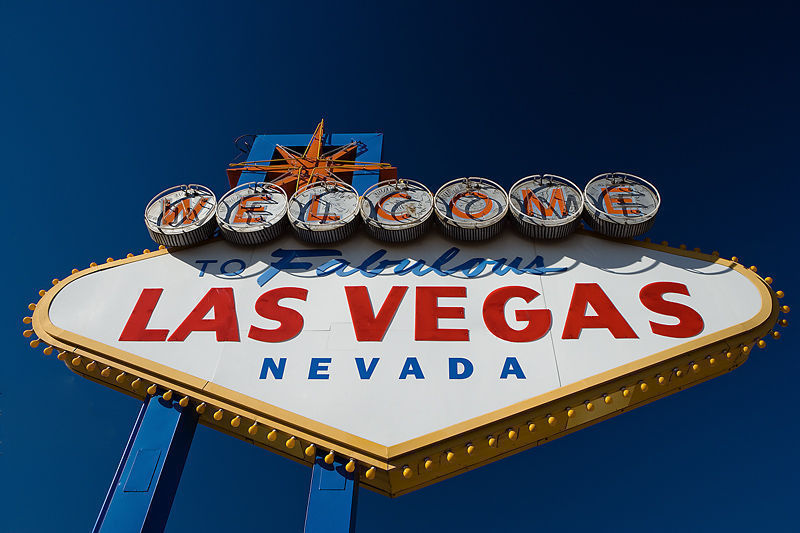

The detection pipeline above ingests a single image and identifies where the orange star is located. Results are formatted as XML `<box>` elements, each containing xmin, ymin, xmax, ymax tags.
<box><xmin>228</xmin><ymin>119</ymin><xmax>396</xmax><ymax>195</ymax></box>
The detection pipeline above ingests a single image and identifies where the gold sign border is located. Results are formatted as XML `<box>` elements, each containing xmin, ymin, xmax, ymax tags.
<box><xmin>29</xmin><ymin>232</ymin><xmax>783</xmax><ymax>496</ymax></box>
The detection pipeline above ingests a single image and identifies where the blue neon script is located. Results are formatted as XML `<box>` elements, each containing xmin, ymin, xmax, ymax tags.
<box><xmin>256</xmin><ymin>247</ymin><xmax>566</xmax><ymax>286</ymax></box>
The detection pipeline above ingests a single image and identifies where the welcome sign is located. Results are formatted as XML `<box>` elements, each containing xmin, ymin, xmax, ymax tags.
<box><xmin>30</xmin><ymin>227</ymin><xmax>778</xmax><ymax>495</ymax></box>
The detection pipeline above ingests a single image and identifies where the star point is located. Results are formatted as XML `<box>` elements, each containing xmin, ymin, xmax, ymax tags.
<box><xmin>228</xmin><ymin>119</ymin><xmax>396</xmax><ymax>195</ymax></box>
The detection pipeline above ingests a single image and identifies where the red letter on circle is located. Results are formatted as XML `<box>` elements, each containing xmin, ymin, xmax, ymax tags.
<box><xmin>449</xmin><ymin>191</ymin><xmax>492</xmax><ymax>219</ymax></box>
<box><xmin>377</xmin><ymin>192</ymin><xmax>411</xmax><ymax>221</ymax></box>
<box><xmin>522</xmin><ymin>188</ymin><xmax>567</xmax><ymax>217</ymax></box>
<box><xmin>601</xmin><ymin>187</ymin><xmax>639</xmax><ymax>215</ymax></box>
<box><xmin>307</xmin><ymin>195</ymin><xmax>340</xmax><ymax>222</ymax></box>
<box><xmin>233</xmin><ymin>195</ymin><xmax>268</xmax><ymax>223</ymax></box>
<box><xmin>483</xmin><ymin>286</ymin><xmax>552</xmax><ymax>342</ymax></box>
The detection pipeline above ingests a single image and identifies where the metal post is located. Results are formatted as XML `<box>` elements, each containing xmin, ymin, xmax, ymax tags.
<box><xmin>93</xmin><ymin>395</ymin><xmax>198</xmax><ymax>533</ymax></box>
<box><xmin>304</xmin><ymin>456</ymin><xmax>359</xmax><ymax>533</ymax></box>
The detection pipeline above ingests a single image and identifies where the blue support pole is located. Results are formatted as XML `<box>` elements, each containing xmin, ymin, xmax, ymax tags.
<box><xmin>93</xmin><ymin>395</ymin><xmax>198</xmax><ymax>533</ymax></box>
<box><xmin>304</xmin><ymin>457</ymin><xmax>359</xmax><ymax>533</ymax></box>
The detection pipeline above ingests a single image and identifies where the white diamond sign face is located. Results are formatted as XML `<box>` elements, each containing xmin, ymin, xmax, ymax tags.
<box><xmin>32</xmin><ymin>229</ymin><xmax>778</xmax><ymax>496</ymax></box>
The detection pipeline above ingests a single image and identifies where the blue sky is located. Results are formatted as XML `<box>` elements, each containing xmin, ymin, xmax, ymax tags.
<box><xmin>2</xmin><ymin>2</ymin><xmax>797</xmax><ymax>531</ymax></box>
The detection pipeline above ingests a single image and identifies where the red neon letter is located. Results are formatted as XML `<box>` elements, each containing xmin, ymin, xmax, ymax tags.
<box><xmin>639</xmin><ymin>282</ymin><xmax>704</xmax><ymax>338</ymax></box>
<box><xmin>449</xmin><ymin>191</ymin><xmax>492</xmax><ymax>220</ymax></box>
<box><xmin>119</xmin><ymin>288</ymin><xmax>169</xmax><ymax>341</ymax></box>
<box><xmin>162</xmin><ymin>197</ymin><xmax>208</xmax><ymax>226</ymax></box>
<box><xmin>345</xmin><ymin>286</ymin><xmax>408</xmax><ymax>341</ymax></box>
<box><xmin>233</xmin><ymin>195</ymin><xmax>268</xmax><ymax>223</ymax></box>
<box><xmin>248</xmin><ymin>287</ymin><xmax>308</xmax><ymax>342</ymax></box>
<box><xmin>562</xmin><ymin>283</ymin><xmax>638</xmax><ymax>339</ymax></box>
<box><xmin>168</xmin><ymin>288</ymin><xmax>240</xmax><ymax>342</ymax></box>
<box><xmin>483</xmin><ymin>286</ymin><xmax>552</xmax><ymax>342</ymax></box>
<box><xmin>307</xmin><ymin>195</ymin><xmax>340</xmax><ymax>222</ymax></box>
<box><xmin>601</xmin><ymin>187</ymin><xmax>639</xmax><ymax>215</ymax></box>
<box><xmin>377</xmin><ymin>192</ymin><xmax>411</xmax><ymax>221</ymax></box>
<box><xmin>522</xmin><ymin>188</ymin><xmax>567</xmax><ymax>217</ymax></box>
<box><xmin>415</xmin><ymin>286</ymin><xmax>469</xmax><ymax>341</ymax></box>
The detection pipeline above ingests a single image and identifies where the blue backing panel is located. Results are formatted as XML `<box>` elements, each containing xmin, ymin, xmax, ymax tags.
<box><xmin>93</xmin><ymin>396</ymin><xmax>198</xmax><ymax>533</ymax></box>
<box><xmin>238</xmin><ymin>134</ymin><xmax>311</xmax><ymax>184</ymax></box>
<box><xmin>304</xmin><ymin>457</ymin><xmax>359</xmax><ymax>533</ymax></box>
<box><xmin>334</xmin><ymin>133</ymin><xmax>383</xmax><ymax>194</ymax></box>
<box><xmin>237</xmin><ymin>131</ymin><xmax>384</xmax><ymax>194</ymax></box>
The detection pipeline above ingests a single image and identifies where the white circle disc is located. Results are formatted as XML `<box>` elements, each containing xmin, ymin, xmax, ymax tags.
<box><xmin>144</xmin><ymin>184</ymin><xmax>217</xmax><ymax>246</ymax></box>
<box><xmin>509</xmin><ymin>175</ymin><xmax>584</xmax><ymax>227</ymax></box>
<box><xmin>360</xmin><ymin>179</ymin><xmax>433</xmax><ymax>241</ymax></box>
<box><xmin>288</xmin><ymin>181</ymin><xmax>360</xmax><ymax>242</ymax></box>
<box><xmin>583</xmin><ymin>172</ymin><xmax>661</xmax><ymax>238</ymax></box>
<box><xmin>434</xmin><ymin>177</ymin><xmax>508</xmax><ymax>228</ymax></box>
